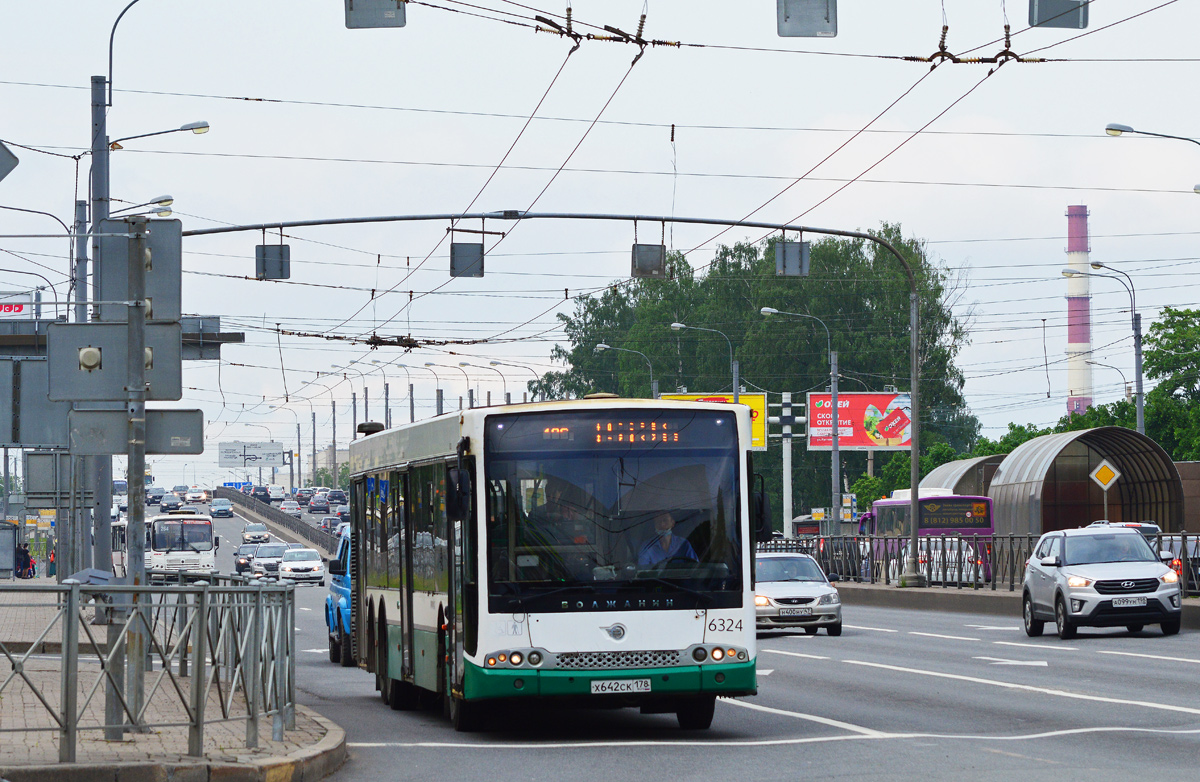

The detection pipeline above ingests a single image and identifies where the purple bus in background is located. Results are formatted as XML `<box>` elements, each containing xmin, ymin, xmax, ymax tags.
<box><xmin>858</xmin><ymin>495</ymin><xmax>994</xmax><ymax>582</ymax></box>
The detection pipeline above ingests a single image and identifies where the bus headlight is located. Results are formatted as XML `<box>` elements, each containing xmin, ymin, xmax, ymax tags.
<box><xmin>692</xmin><ymin>647</ymin><xmax>707</xmax><ymax>662</ymax></box>
<box><xmin>711</xmin><ymin>647</ymin><xmax>724</xmax><ymax>661</ymax></box>
<box><xmin>510</xmin><ymin>652</ymin><xmax>523</xmax><ymax>666</ymax></box>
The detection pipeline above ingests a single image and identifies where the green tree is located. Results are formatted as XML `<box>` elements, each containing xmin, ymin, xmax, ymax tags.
<box><xmin>536</xmin><ymin>226</ymin><xmax>979</xmax><ymax>526</ymax></box>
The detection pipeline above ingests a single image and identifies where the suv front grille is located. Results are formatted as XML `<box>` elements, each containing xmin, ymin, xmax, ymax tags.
<box><xmin>1095</xmin><ymin>578</ymin><xmax>1159</xmax><ymax>594</ymax></box>
<box><xmin>556</xmin><ymin>650</ymin><xmax>681</xmax><ymax>670</ymax></box>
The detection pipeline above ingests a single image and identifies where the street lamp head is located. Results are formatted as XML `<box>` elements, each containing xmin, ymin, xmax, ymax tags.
<box><xmin>154</xmin><ymin>206</ymin><xmax>172</xmax><ymax>218</ymax></box>
<box><xmin>150</xmin><ymin>194</ymin><xmax>173</xmax><ymax>207</ymax></box>
<box><xmin>423</xmin><ymin>362</ymin><xmax>436</xmax><ymax>367</ymax></box>
<box><xmin>1061</xmin><ymin>268</ymin><xmax>1082</xmax><ymax>278</ymax></box>
<box><xmin>1105</xmin><ymin>123</ymin><xmax>1134</xmax><ymax>137</ymax></box>
<box><xmin>595</xmin><ymin>343</ymin><xmax>610</xmax><ymax>353</ymax></box>
<box><xmin>670</xmin><ymin>322</ymin><xmax>686</xmax><ymax>331</ymax></box>
<box><xmin>489</xmin><ymin>360</ymin><xmax>502</xmax><ymax>366</ymax></box>
<box><xmin>181</xmin><ymin>121</ymin><xmax>210</xmax><ymax>134</ymax></box>
<box><xmin>459</xmin><ymin>362</ymin><xmax>471</xmax><ymax>367</ymax></box>
<box><xmin>760</xmin><ymin>307</ymin><xmax>779</xmax><ymax>316</ymax></box>
<box><xmin>1090</xmin><ymin>262</ymin><xmax>1106</xmax><ymax>270</ymax></box>
<box><xmin>1194</xmin><ymin>184</ymin><xmax>1200</xmax><ymax>195</ymax></box>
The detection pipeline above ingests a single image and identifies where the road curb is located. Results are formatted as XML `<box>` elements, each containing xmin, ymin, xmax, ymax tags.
<box><xmin>837</xmin><ymin>582</ymin><xmax>1200</xmax><ymax>628</ymax></box>
<box><xmin>0</xmin><ymin>705</ymin><xmax>346</xmax><ymax>782</ymax></box>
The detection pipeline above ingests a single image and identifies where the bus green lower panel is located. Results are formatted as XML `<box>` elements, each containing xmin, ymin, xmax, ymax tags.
<box><xmin>463</xmin><ymin>659</ymin><xmax>756</xmax><ymax>701</ymax></box>
<box><xmin>411</xmin><ymin>628</ymin><xmax>440</xmax><ymax>692</ymax></box>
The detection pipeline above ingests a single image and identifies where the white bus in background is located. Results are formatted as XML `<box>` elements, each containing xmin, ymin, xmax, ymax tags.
<box><xmin>110</xmin><ymin>514</ymin><xmax>219</xmax><ymax>579</ymax></box>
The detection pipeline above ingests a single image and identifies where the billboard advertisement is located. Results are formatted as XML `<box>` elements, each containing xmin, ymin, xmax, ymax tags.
<box><xmin>0</xmin><ymin>291</ymin><xmax>35</xmax><ymax>319</ymax></box>
<box><xmin>659</xmin><ymin>393</ymin><xmax>767</xmax><ymax>451</ymax></box>
<box><xmin>806</xmin><ymin>391</ymin><xmax>911</xmax><ymax>451</ymax></box>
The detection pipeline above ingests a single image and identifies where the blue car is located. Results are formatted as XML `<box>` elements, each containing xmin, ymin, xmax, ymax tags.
<box><xmin>209</xmin><ymin>498</ymin><xmax>234</xmax><ymax>517</ymax></box>
<box><xmin>325</xmin><ymin>528</ymin><xmax>354</xmax><ymax>667</ymax></box>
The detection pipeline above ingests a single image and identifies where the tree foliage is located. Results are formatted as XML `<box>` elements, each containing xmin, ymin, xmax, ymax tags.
<box><xmin>534</xmin><ymin>225</ymin><xmax>980</xmax><ymax>527</ymax></box>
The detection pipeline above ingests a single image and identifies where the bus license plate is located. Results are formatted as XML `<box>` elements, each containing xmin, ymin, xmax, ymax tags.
<box><xmin>1111</xmin><ymin>597</ymin><xmax>1147</xmax><ymax>608</ymax></box>
<box><xmin>779</xmin><ymin>608</ymin><xmax>812</xmax><ymax>616</ymax></box>
<box><xmin>590</xmin><ymin>678</ymin><xmax>651</xmax><ymax>694</ymax></box>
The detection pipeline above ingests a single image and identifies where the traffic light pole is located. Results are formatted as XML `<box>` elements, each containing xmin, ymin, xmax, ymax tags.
<box><xmin>125</xmin><ymin>217</ymin><xmax>149</xmax><ymax>728</ymax></box>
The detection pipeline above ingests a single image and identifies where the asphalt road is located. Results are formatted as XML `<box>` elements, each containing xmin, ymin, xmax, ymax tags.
<box><xmin>200</xmin><ymin>506</ymin><xmax>1199</xmax><ymax>782</ymax></box>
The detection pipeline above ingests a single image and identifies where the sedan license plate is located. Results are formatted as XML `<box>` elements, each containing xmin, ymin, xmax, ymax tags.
<box><xmin>1111</xmin><ymin>597</ymin><xmax>1147</xmax><ymax>608</ymax></box>
<box><xmin>590</xmin><ymin>678</ymin><xmax>651</xmax><ymax>695</ymax></box>
<box><xmin>779</xmin><ymin>607</ymin><xmax>813</xmax><ymax>616</ymax></box>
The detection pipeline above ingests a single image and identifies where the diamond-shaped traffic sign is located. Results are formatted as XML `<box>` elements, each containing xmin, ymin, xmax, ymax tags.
<box><xmin>1090</xmin><ymin>460</ymin><xmax>1121</xmax><ymax>491</ymax></box>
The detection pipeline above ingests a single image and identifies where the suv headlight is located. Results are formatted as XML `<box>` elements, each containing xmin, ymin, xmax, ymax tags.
<box><xmin>1161</xmin><ymin>571</ymin><xmax>1179</xmax><ymax>584</ymax></box>
<box><xmin>818</xmin><ymin>592</ymin><xmax>841</xmax><ymax>605</ymax></box>
<box><xmin>1066</xmin><ymin>575</ymin><xmax>1092</xmax><ymax>588</ymax></box>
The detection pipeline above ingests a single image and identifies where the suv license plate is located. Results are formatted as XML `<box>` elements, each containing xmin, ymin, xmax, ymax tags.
<box><xmin>779</xmin><ymin>607</ymin><xmax>813</xmax><ymax>616</ymax></box>
<box><xmin>1111</xmin><ymin>597</ymin><xmax>1147</xmax><ymax>608</ymax></box>
<box><xmin>590</xmin><ymin>678</ymin><xmax>650</xmax><ymax>694</ymax></box>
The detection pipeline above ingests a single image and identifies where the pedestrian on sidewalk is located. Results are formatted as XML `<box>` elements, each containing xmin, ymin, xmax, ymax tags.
<box><xmin>47</xmin><ymin>547</ymin><xmax>55</xmax><ymax>578</ymax></box>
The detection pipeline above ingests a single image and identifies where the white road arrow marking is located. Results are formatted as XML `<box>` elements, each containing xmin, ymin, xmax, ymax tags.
<box><xmin>301</xmin><ymin>648</ymin><xmax>328</xmax><ymax>653</ymax></box>
<box><xmin>966</xmin><ymin>624</ymin><xmax>1020</xmax><ymax>631</ymax></box>
<box><xmin>759</xmin><ymin>669</ymin><xmax>774</xmax><ymax>676</ymax></box>
<box><xmin>973</xmin><ymin>656</ymin><xmax>1048</xmax><ymax>667</ymax></box>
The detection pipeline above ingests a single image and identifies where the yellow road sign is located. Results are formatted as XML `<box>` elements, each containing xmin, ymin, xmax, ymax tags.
<box><xmin>659</xmin><ymin>393</ymin><xmax>767</xmax><ymax>450</ymax></box>
<box><xmin>1090</xmin><ymin>460</ymin><xmax>1121</xmax><ymax>491</ymax></box>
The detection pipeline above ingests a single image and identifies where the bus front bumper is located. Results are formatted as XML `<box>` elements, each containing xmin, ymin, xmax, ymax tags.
<box><xmin>462</xmin><ymin>658</ymin><xmax>756</xmax><ymax>701</ymax></box>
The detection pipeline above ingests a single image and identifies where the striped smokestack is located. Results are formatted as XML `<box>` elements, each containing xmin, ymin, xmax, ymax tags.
<box><xmin>1065</xmin><ymin>205</ymin><xmax>1093</xmax><ymax>415</ymax></box>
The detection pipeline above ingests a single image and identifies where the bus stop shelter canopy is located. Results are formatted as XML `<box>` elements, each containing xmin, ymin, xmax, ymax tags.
<box><xmin>987</xmin><ymin>426</ymin><xmax>1182</xmax><ymax>536</ymax></box>
<box><xmin>920</xmin><ymin>454</ymin><xmax>1006</xmax><ymax>498</ymax></box>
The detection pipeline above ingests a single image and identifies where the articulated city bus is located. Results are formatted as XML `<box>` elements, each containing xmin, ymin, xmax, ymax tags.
<box><xmin>334</xmin><ymin>397</ymin><xmax>768</xmax><ymax>731</ymax></box>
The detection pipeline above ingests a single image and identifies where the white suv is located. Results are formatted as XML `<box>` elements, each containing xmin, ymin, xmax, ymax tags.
<box><xmin>1023</xmin><ymin>527</ymin><xmax>1182</xmax><ymax>639</ymax></box>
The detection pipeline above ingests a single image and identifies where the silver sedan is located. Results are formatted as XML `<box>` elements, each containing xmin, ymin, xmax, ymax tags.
<box><xmin>755</xmin><ymin>553</ymin><xmax>842</xmax><ymax>635</ymax></box>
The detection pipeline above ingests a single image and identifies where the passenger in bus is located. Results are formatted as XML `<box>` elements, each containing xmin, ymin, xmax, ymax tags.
<box><xmin>637</xmin><ymin>512</ymin><xmax>698</xmax><ymax>567</ymax></box>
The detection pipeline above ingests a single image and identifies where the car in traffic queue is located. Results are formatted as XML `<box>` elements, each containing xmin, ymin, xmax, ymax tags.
<box><xmin>176</xmin><ymin>504</ymin><xmax>202</xmax><ymax>515</ymax></box>
<box><xmin>755</xmin><ymin>552</ymin><xmax>843</xmax><ymax>635</ymax></box>
<box><xmin>279</xmin><ymin>548</ymin><xmax>325</xmax><ymax>585</ymax></box>
<box><xmin>209</xmin><ymin>497</ymin><xmax>235</xmax><ymax>518</ymax></box>
<box><xmin>335</xmin><ymin>504</ymin><xmax>350</xmax><ymax>524</ymax></box>
<box><xmin>295</xmin><ymin>488</ymin><xmax>314</xmax><ymax>507</ymax></box>
<box><xmin>171</xmin><ymin>484</ymin><xmax>190</xmax><ymax>499</ymax></box>
<box><xmin>280</xmin><ymin>500</ymin><xmax>303</xmax><ymax>519</ymax></box>
<box><xmin>146</xmin><ymin>486</ymin><xmax>166</xmax><ymax>505</ymax></box>
<box><xmin>241</xmin><ymin>522</ymin><xmax>270</xmax><ymax>544</ymax></box>
<box><xmin>185</xmin><ymin>486</ymin><xmax>206</xmax><ymax>503</ymax></box>
<box><xmin>250</xmin><ymin>486</ymin><xmax>272</xmax><ymax>503</ymax></box>
<box><xmin>251</xmin><ymin>542</ymin><xmax>288</xmax><ymax>578</ymax></box>
<box><xmin>1023</xmin><ymin>526</ymin><xmax>1183</xmax><ymax>639</ymax></box>
<box><xmin>307</xmin><ymin>493</ymin><xmax>330</xmax><ymax>514</ymax></box>
<box><xmin>318</xmin><ymin>516</ymin><xmax>340</xmax><ymax>532</ymax></box>
<box><xmin>268</xmin><ymin>485</ymin><xmax>286</xmax><ymax>503</ymax></box>
<box><xmin>234</xmin><ymin>543</ymin><xmax>258</xmax><ymax>574</ymax></box>
<box><xmin>159</xmin><ymin>495</ymin><xmax>183</xmax><ymax>513</ymax></box>
<box><xmin>325</xmin><ymin>489</ymin><xmax>347</xmax><ymax>508</ymax></box>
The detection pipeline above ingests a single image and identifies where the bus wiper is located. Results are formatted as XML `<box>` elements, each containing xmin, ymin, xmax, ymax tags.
<box><xmin>630</xmin><ymin>575</ymin><xmax>714</xmax><ymax>605</ymax></box>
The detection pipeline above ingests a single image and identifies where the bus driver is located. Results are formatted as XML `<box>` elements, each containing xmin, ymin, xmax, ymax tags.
<box><xmin>637</xmin><ymin>511</ymin><xmax>698</xmax><ymax>567</ymax></box>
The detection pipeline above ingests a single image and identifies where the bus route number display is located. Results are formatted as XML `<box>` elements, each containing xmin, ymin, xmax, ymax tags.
<box><xmin>591</xmin><ymin>420</ymin><xmax>680</xmax><ymax>444</ymax></box>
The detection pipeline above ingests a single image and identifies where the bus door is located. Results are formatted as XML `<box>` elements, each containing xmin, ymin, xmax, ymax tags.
<box><xmin>397</xmin><ymin>470</ymin><xmax>414</xmax><ymax>680</ymax></box>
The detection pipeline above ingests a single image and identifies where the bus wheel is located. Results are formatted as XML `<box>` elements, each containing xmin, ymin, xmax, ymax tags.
<box><xmin>328</xmin><ymin>632</ymin><xmax>340</xmax><ymax>664</ymax></box>
<box><xmin>676</xmin><ymin>695</ymin><xmax>716</xmax><ymax>730</ymax></box>
<box><xmin>339</xmin><ymin>624</ymin><xmax>354</xmax><ymax>667</ymax></box>
<box><xmin>450</xmin><ymin>695</ymin><xmax>486</xmax><ymax>732</ymax></box>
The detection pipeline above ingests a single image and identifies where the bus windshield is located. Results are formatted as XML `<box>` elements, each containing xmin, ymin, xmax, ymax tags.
<box><xmin>484</xmin><ymin>409</ymin><xmax>742</xmax><ymax>613</ymax></box>
<box><xmin>151</xmin><ymin>519</ymin><xmax>213</xmax><ymax>552</ymax></box>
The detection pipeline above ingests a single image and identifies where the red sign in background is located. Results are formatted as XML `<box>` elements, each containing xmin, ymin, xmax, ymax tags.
<box><xmin>806</xmin><ymin>392</ymin><xmax>912</xmax><ymax>451</ymax></box>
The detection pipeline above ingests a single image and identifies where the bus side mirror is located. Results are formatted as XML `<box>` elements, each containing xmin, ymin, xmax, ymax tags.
<box><xmin>328</xmin><ymin>560</ymin><xmax>346</xmax><ymax>576</ymax></box>
<box><xmin>446</xmin><ymin>467</ymin><xmax>472</xmax><ymax>522</ymax></box>
<box><xmin>215</xmin><ymin>536</ymin><xmax>220</xmax><ymax>550</ymax></box>
<box><xmin>753</xmin><ymin>476</ymin><xmax>772</xmax><ymax>543</ymax></box>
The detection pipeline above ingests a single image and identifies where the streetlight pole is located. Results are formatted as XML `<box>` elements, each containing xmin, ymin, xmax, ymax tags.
<box><xmin>594</xmin><ymin>344</ymin><xmax>656</xmax><ymax>398</ymax></box>
<box><xmin>421</xmin><ymin>364</ymin><xmax>445</xmax><ymax>415</ymax></box>
<box><xmin>1086</xmin><ymin>360</ymin><xmax>1131</xmax><ymax>402</ymax></box>
<box><xmin>270</xmin><ymin>406</ymin><xmax>301</xmax><ymax>494</ymax></box>
<box><xmin>760</xmin><ymin>308</ymin><xmax>839</xmax><ymax>537</ymax></box>
<box><xmin>1062</xmin><ymin>266</ymin><xmax>1144</xmax><ymax>434</ymax></box>
<box><xmin>461</xmin><ymin>362</ymin><xmax>508</xmax><ymax>405</ymax></box>
<box><xmin>671</xmin><ymin>323</ymin><xmax>737</xmax><ymax>403</ymax></box>
<box><xmin>491</xmin><ymin>360</ymin><xmax>542</xmax><ymax>401</ymax></box>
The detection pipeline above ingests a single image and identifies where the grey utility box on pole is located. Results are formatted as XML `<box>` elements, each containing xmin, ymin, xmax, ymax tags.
<box><xmin>95</xmin><ymin>219</ymin><xmax>182</xmax><ymax>323</ymax></box>
<box><xmin>449</xmin><ymin>243</ymin><xmax>484</xmax><ymax>278</ymax></box>
<box><xmin>777</xmin><ymin>0</ymin><xmax>837</xmax><ymax>37</ymax></box>
<box><xmin>46</xmin><ymin>323</ymin><xmax>182</xmax><ymax>402</ymax></box>
<box><xmin>775</xmin><ymin>240</ymin><xmax>810</xmax><ymax>277</ymax></box>
<box><xmin>631</xmin><ymin>244</ymin><xmax>666</xmax><ymax>278</ymax></box>
<box><xmin>1029</xmin><ymin>0</ymin><xmax>1088</xmax><ymax>28</ymax></box>
<box><xmin>0</xmin><ymin>358</ymin><xmax>72</xmax><ymax>448</ymax></box>
<box><xmin>255</xmin><ymin>245</ymin><xmax>291</xmax><ymax>280</ymax></box>
<box><xmin>345</xmin><ymin>0</ymin><xmax>406</xmax><ymax>28</ymax></box>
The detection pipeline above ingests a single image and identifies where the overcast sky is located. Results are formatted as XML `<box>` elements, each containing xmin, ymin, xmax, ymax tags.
<box><xmin>2</xmin><ymin>0</ymin><xmax>1197</xmax><ymax>488</ymax></box>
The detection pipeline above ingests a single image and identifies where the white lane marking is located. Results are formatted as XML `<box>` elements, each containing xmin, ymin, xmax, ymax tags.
<box><xmin>299</xmin><ymin>607</ymin><xmax>312</xmax><ymax>611</ymax></box>
<box><xmin>722</xmin><ymin>697</ymin><xmax>887</xmax><ymax>737</ymax></box>
<box><xmin>1097</xmin><ymin>650</ymin><xmax>1200</xmax><ymax>665</ymax></box>
<box><xmin>345</xmin><ymin>725</ymin><xmax>1200</xmax><ymax>750</ymax></box>
<box><xmin>843</xmin><ymin>625</ymin><xmax>897</xmax><ymax>633</ymax></box>
<box><xmin>993</xmin><ymin>641</ymin><xmax>1077</xmax><ymax>652</ymax></box>
<box><xmin>908</xmin><ymin>631</ymin><xmax>980</xmax><ymax>642</ymax></box>
<box><xmin>843</xmin><ymin>660</ymin><xmax>1200</xmax><ymax>717</ymax></box>
<box><xmin>760</xmin><ymin>649</ymin><xmax>830</xmax><ymax>661</ymax></box>
<box><xmin>973</xmin><ymin>656</ymin><xmax>1048</xmax><ymax>667</ymax></box>
<box><xmin>301</xmin><ymin>648</ymin><xmax>328</xmax><ymax>653</ymax></box>
<box><xmin>758</xmin><ymin>669</ymin><xmax>774</xmax><ymax>676</ymax></box>
<box><xmin>966</xmin><ymin>625</ymin><xmax>1020</xmax><ymax>631</ymax></box>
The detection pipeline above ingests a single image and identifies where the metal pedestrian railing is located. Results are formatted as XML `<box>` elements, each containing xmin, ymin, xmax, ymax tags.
<box><xmin>0</xmin><ymin>577</ymin><xmax>295</xmax><ymax>762</ymax></box>
<box><xmin>759</xmin><ymin>532</ymin><xmax>1198</xmax><ymax>597</ymax></box>
<box><xmin>216</xmin><ymin>487</ymin><xmax>339</xmax><ymax>552</ymax></box>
